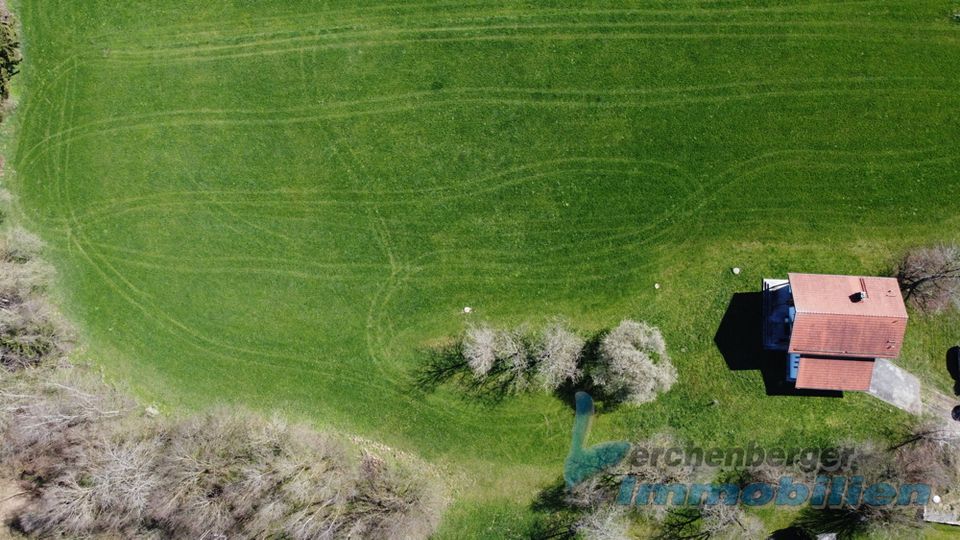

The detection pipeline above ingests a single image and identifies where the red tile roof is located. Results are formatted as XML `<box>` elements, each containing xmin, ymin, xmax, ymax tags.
<box><xmin>795</xmin><ymin>356</ymin><xmax>876</xmax><ymax>391</ymax></box>
<box><xmin>787</xmin><ymin>273</ymin><xmax>908</xmax><ymax>359</ymax></box>
<box><xmin>789</xmin><ymin>273</ymin><xmax>907</xmax><ymax>318</ymax></box>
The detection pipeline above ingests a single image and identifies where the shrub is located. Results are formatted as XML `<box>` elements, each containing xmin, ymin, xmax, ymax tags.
<box><xmin>0</xmin><ymin>227</ymin><xmax>71</xmax><ymax>371</ymax></box>
<box><xmin>0</xmin><ymin>299</ymin><xmax>66</xmax><ymax>370</ymax></box>
<box><xmin>594</xmin><ymin>320</ymin><xmax>676</xmax><ymax>404</ymax></box>
<box><xmin>535</xmin><ymin>323</ymin><xmax>584</xmax><ymax>390</ymax></box>
<box><xmin>896</xmin><ymin>244</ymin><xmax>960</xmax><ymax>313</ymax></box>
<box><xmin>462</xmin><ymin>325</ymin><xmax>496</xmax><ymax>377</ymax></box>
<box><xmin>1</xmin><ymin>227</ymin><xmax>44</xmax><ymax>264</ymax></box>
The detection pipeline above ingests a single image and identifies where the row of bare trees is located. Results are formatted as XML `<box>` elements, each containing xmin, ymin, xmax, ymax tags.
<box><xmin>463</xmin><ymin>322</ymin><xmax>584</xmax><ymax>392</ymax></box>
<box><xmin>461</xmin><ymin>319</ymin><xmax>676</xmax><ymax>404</ymax></box>
<box><xmin>0</xmin><ymin>366</ymin><xmax>446</xmax><ymax>539</ymax></box>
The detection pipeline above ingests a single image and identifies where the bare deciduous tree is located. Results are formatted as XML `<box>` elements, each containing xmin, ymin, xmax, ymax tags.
<box><xmin>698</xmin><ymin>504</ymin><xmax>764</xmax><ymax>540</ymax></box>
<box><xmin>463</xmin><ymin>325</ymin><xmax>497</xmax><ymax>377</ymax></box>
<box><xmin>535</xmin><ymin>323</ymin><xmax>584</xmax><ymax>390</ymax></box>
<box><xmin>574</xmin><ymin>505</ymin><xmax>631</xmax><ymax>540</ymax></box>
<box><xmin>495</xmin><ymin>327</ymin><xmax>531</xmax><ymax>392</ymax></box>
<box><xmin>0</xmin><ymin>367</ymin><xmax>126</xmax><ymax>467</ymax></box>
<box><xmin>888</xmin><ymin>422</ymin><xmax>960</xmax><ymax>492</ymax></box>
<box><xmin>564</xmin><ymin>475</ymin><xmax>621</xmax><ymax>510</ymax></box>
<box><xmin>654</xmin><ymin>504</ymin><xmax>765</xmax><ymax>540</ymax></box>
<box><xmin>594</xmin><ymin>320</ymin><xmax>676</xmax><ymax>404</ymax></box>
<box><xmin>896</xmin><ymin>244</ymin><xmax>960</xmax><ymax>313</ymax></box>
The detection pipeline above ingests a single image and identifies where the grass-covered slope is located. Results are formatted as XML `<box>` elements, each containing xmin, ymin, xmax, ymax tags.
<box><xmin>10</xmin><ymin>1</ymin><xmax>960</xmax><ymax>535</ymax></box>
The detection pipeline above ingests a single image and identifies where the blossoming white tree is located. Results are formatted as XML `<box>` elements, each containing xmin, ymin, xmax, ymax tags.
<box><xmin>594</xmin><ymin>320</ymin><xmax>676</xmax><ymax>404</ymax></box>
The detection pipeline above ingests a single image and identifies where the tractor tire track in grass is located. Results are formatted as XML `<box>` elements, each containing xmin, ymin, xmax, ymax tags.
<box><xmin>60</xmin><ymin>160</ymin><xmax>691</xmax><ymax>279</ymax></box>
<box><xmin>90</xmin><ymin>0</ymin><xmax>884</xmax><ymax>48</ymax></box>
<box><xmin>104</xmin><ymin>19</ymin><xmax>956</xmax><ymax>63</ymax></box>
<box><xmin>99</xmin><ymin>25</ymin><xmax>960</xmax><ymax>67</ymax></box>
<box><xmin>51</xmin><ymin>64</ymin><xmax>318</xmax><ymax>373</ymax></box>
<box><xmin>53</xmin><ymin>147</ymin><xmax>958</xmax><ymax>305</ymax></box>
<box><xmin>15</xmin><ymin>76</ymin><xmax>952</xmax><ymax>178</ymax></box>
<box><xmin>98</xmin><ymin>0</ymin><xmax>921</xmax><ymax>62</ymax></box>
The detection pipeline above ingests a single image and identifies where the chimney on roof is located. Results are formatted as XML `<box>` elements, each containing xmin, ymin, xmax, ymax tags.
<box><xmin>851</xmin><ymin>277</ymin><xmax>869</xmax><ymax>302</ymax></box>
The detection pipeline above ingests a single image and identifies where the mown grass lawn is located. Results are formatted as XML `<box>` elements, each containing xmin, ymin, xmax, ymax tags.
<box><xmin>8</xmin><ymin>0</ymin><xmax>960</xmax><ymax>536</ymax></box>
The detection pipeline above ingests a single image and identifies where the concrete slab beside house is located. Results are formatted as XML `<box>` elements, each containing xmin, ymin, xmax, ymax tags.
<box><xmin>762</xmin><ymin>273</ymin><xmax>908</xmax><ymax>392</ymax></box>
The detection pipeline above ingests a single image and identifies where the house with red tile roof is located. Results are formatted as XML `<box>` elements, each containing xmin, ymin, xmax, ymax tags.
<box><xmin>762</xmin><ymin>273</ymin><xmax>908</xmax><ymax>392</ymax></box>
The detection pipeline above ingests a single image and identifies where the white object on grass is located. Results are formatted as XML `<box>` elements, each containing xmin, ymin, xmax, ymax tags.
<box><xmin>732</xmin><ymin>267</ymin><xmax>741</xmax><ymax>275</ymax></box>
<box><xmin>654</xmin><ymin>283</ymin><xmax>661</xmax><ymax>290</ymax></box>
<box><xmin>463</xmin><ymin>306</ymin><xmax>473</xmax><ymax>313</ymax></box>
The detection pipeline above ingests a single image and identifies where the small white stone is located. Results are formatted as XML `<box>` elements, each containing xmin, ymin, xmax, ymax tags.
<box><xmin>463</xmin><ymin>306</ymin><xmax>472</xmax><ymax>313</ymax></box>
<box><xmin>145</xmin><ymin>406</ymin><xmax>159</xmax><ymax>418</ymax></box>
<box><xmin>654</xmin><ymin>283</ymin><xmax>661</xmax><ymax>289</ymax></box>
<box><xmin>933</xmin><ymin>495</ymin><xmax>942</xmax><ymax>504</ymax></box>
<box><xmin>732</xmin><ymin>267</ymin><xmax>741</xmax><ymax>275</ymax></box>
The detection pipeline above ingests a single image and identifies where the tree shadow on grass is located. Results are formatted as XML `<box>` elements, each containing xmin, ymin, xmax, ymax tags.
<box><xmin>946</xmin><ymin>346</ymin><xmax>960</xmax><ymax>396</ymax></box>
<box><xmin>654</xmin><ymin>507</ymin><xmax>703</xmax><ymax>540</ymax></box>
<box><xmin>714</xmin><ymin>292</ymin><xmax>841</xmax><ymax>398</ymax></box>
<box><xmin>526</xmin><ymin>476</ymin><xmax>631</xmax><ymax>540</ymax></box>
<box><xmin>768</xmin><ymin>526</ymin><xmax>814</xmax><ymax>540</ymax></box>
<box><xmin>412</xmin><ymin>343</ymin><xmax>466</xmax><ymax>392</ymax></box>
<box><xmin>790</xmin><ymin>507</ymin><xmax>870</xmax><ymax>540</ymax></box>
<box><xmin>525</xmin><ymin>477</ymin><xmax>578</xmax><ymax>539</ymax></box>
<box><xmin>531</xmin><ymin>478</ymin><xmax>570</xmax><ymax>514</ymax></box>
<box><xmin>411</xmin><ymin>343</ymin><xmax>528</xmax><ymax>406</ymax></box>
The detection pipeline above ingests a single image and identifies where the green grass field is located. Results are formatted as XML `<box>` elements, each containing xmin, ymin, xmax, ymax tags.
<box><xmin>8</xmin><ymin>0</ymin><xmax>960</xmax><ymax>536</ymax></box>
